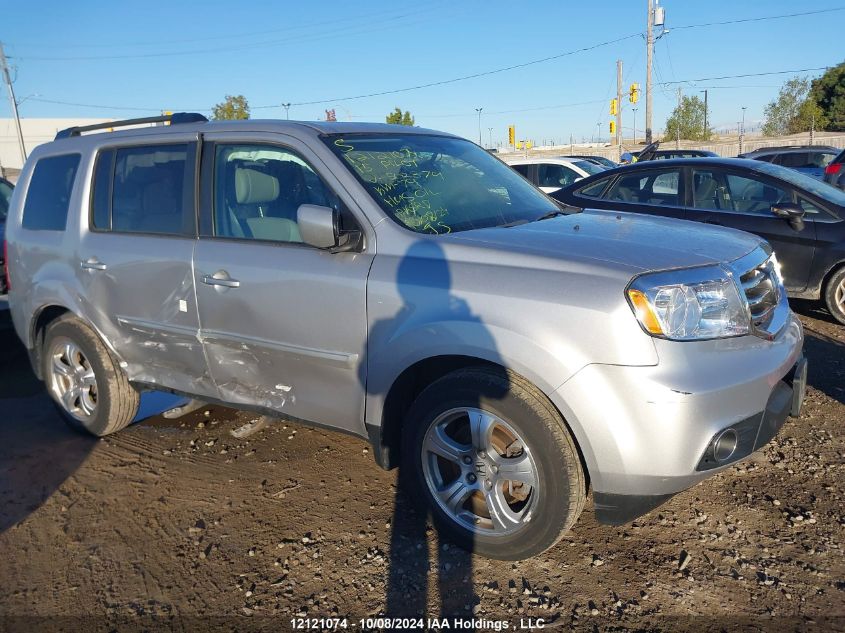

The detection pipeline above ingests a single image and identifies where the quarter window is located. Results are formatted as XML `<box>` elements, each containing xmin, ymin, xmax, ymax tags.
<box><xmin>21</xmin><ymin>154</ymin><xmax>81</xmax><ymax>231</ymax></box>
<box><xmin>212</xmin><ymin>144</ymin><xmax>344</xmax><ymax>244</ymax></box>
<box><xmin>604</xmin><ymin>169</ymin><xmax>680</xmax><ymax>206</ymax></box>
<box><xmin>110</xmin><ymin>144</ymin><xmax>194</xmax><ymax>235</ymax></box>
<box><xmin>577</xmin><ymin>178</ymin><xmax>611</xmax><ymax>198</ymax></box>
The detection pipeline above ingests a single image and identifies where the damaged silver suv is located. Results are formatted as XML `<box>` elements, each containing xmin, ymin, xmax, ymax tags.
<box><xmin>5</xmin><ymin>114</ymin><xmax>806</xmax><ymax>559</ymax></box>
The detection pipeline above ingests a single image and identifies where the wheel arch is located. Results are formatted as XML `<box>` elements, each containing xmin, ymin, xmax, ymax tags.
<box><xmin>369</xmin><ymin>353</ymin><xmax>592</xmax><ymax>493</ymax></box>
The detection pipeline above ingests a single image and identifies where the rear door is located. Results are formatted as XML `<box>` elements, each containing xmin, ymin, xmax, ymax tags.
<box><xmin>78</xmin><ymin>139</ymin><xmax>215</xmax><ymax>396</ymax></box>
<box><xmin>193</xmin><ymin>134</ymin><xmax>374</xmax><ymax>433</ymax></box>
<box><xmin>684</xmin><ymin>166</ymin><xmax>817</xmax><ymax>291</ymax></box>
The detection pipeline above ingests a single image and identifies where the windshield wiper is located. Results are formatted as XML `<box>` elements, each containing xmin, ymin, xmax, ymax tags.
<box><xmin>498</xmin><ymin>219</ymin><xmax>532</xmax><ymax>228</ymax></box>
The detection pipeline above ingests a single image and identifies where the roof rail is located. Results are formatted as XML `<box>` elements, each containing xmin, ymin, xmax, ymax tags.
<box><xmin>55</xmin><ymin>112</ymin><xmax>208</xmax><ymax>140</ymax></box>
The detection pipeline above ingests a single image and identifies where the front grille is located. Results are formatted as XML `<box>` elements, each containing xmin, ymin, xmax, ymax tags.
<box><xmin>740</xmin><ymin>257</ymin><xmax>780</xmax><ymax>331</ymax></box>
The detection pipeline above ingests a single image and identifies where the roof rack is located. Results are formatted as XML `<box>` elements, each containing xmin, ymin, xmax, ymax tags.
<box><xmin>55</xmin><ymin>112</ymin><xmax>208</xmax><ymax>140</ymax></box>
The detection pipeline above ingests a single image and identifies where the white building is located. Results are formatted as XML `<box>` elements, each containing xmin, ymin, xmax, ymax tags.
<box><xmin>1</xmin><ymin>118</ymin><xmax>113</xmax><ymax>171</ymax></box>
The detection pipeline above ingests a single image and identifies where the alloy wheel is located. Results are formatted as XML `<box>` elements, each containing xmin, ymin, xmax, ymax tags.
<box><xmin>421</xmin><ymin>407</ymin><xmax>539</xmax><ymax>536</ymax></box>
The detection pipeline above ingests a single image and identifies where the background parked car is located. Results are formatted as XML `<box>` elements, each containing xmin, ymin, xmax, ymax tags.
<box><xmin>0</xmin><ymin>176</ymin><xmax>13</xmax><ymax>294</ymax></box>
<box><xmin>739</xmin><ymin>145</ymin><xmax>840</xmax><ymax>181</ymax></box>
<box><xmin>505</xmin><ymin>156</ymin><xmax>606</xmax><ymax>194</ymax></box>
<box><xmin>552</xmin><ymin>157</ymin><xmax>845</xmax><ymax>324</ymax></box>
<box><xmin>823</xmin><ymin>147</ymin><xmax>845</xmax><ymax>190</ymax></box>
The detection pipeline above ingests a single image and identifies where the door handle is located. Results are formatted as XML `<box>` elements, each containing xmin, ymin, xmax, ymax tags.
<box><xmin>80</xmin><ymin>258</ymin><xmax>107</xmax><ymax>271</ymax></box>
<box><xmin>202</xmin><ymin>273</ymin><xmax>240</xmax><ymax>288</ymax></box>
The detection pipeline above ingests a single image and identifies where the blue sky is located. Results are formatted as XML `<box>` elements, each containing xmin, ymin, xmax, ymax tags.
<box><xmin>2</xmin><ymin>1</ymin><xmax>843</xmax><ymax>145</ymax></box>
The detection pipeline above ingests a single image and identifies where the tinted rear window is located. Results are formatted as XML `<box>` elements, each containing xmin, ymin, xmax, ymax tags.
<box><xmin>21</xmin><ymin>154</ymin><xmax>80</xmax><ymax>231</ymax></box>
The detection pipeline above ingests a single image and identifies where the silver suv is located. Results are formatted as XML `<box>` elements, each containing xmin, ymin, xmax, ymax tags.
<box><xmin>5</xmin><ymin>114</ymin><xmax>806</xmax><ymax>559</ymax></box>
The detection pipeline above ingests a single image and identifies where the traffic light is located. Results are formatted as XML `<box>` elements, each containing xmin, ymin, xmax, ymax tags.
<box><xmin>508</xmin><ymin>125</ymin><xmax>515</xmax><ymax>146</ymax></box>
<box><xmin>609</xmin><ymin>99</ymin><xmax>618</xmax><ymax>116</ymax></box>
<box><xmin>629</xmin><ymin>83</ymin><xmax>640</xmax><ymax>104</ymax></box>
<box><xmin>609</xmin><ymin>120</ymin><xmax>616</xmax><ymax>135</ymax></box>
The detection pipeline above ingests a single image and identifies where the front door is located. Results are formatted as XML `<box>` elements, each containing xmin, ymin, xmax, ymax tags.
<box><xmin>193</xmin><ymin>136</ymin><xmax>374</xmax><ymax>433</ymax></box>
<box><xmin>685</xmin><ymin>167</ymin><xmax>816</xmax><ymax>291</ymax></box>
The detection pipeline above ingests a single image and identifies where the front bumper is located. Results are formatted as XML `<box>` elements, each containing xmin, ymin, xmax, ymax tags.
<box><xmin>552</xmin><ymin>312</ymin><xmax>805</xmax><ymax>524</ymax></box>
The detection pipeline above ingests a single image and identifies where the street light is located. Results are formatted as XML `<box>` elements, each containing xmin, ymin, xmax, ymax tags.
<box><xmin>487</xmin><ymin>127</ymin><xmax>493</xmax><ymax>149</ymax></box>
<box><xmin>475</xmin><ymin>107</ymin><xmax>483</xmax><ymax>146</ymax></box>
<box><xmin>740</xmin><ymin>106</ymin><xmax>747</xmax><ymax>154</ymax></box>
<box><xmin>282</xmin><ymin>103</ymin><xmax>291</xmax><ymax>120</ymax></box>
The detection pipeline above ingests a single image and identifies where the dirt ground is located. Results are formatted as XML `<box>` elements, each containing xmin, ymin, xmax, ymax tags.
<box><xmin>0</xmin><ymin>301</ymin><xmax>843</xmax><ymax>633</ymax></box>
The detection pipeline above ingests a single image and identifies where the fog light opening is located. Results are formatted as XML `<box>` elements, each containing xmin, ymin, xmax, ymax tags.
<box><xmin>713</xmin><ymin>429</ymin><xmax>739</xmax><ymax>462</ymax></box>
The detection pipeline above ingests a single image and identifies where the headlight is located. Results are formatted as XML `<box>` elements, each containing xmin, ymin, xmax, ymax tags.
<box><xmin>627</xmin><ymin>265</ymin><xmax>749</xmax><ymax>340</ymax></box>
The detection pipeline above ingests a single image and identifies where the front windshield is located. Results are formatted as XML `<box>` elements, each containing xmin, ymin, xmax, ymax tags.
<box><xmin>572</xmin><ymin>159</ymin><xmax>606</xmax><ymax>176</ymax></box>
<box><xmin>324</xmin><ymin>133</ymin><xmax>558</xmax><ymax>234</ymax></box>
<box><xmin>752</xmin><ymin>161</ymin><xmax>845</xmax><ymax>207</ymax></box>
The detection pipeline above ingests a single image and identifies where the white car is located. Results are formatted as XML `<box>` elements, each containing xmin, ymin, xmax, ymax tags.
<box><xmin>505</xmin><ymin>156</ymin><xmax>607</xmax><ymax>194</ymax></box>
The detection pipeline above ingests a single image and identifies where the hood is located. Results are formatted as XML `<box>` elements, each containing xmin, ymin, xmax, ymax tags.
<box><xmin>443</xmin><ymin>209</ymin><xmax>762</xmax><ymax>274</ymax></box>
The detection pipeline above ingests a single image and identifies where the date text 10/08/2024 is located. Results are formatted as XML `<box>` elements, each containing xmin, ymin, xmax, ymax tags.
<box><xmin>290</xmin><ymin>617</ymin><xmax>549</xmax><ymax>630</ymax></box>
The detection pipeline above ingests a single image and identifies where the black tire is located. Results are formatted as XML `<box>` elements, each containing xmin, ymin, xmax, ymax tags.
<box><xmin>401</xmin><ymin>366</ymin><xmax>586</xmax><ymax>560</ymax></box>
<box><xmin>42</xmin><ymin>315</ymin><xmax>139</xmax><ymax>436</ymax></box>
<box><xmin>823</xmin><ymin>266</ymin><xmax>845</xmax><ymax>326</ymax></box>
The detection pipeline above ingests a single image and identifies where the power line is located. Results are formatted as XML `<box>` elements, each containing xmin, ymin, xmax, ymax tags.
<box><xmin>660</xmin><ymin>66</ymin><xmax>831</xmax><ymax>85</ymax></box>
<box><xmin>671</xmin><ymin>7</ymin><xmax>845</xmax><ymax>30</ymax></box>
<box><xmin>9</xmin><ymin>6</ymin><xmax>454</xmax><ymax>61</ymax></box>
<box><xmin>280</xmin><ymin>34</ymin><xmax>641</xmax><ymax>107</ymax></box>
<box><xmin>7</xmin><ymin>4</ymin><xmax>448</xmax><ymax>50</ymax></box>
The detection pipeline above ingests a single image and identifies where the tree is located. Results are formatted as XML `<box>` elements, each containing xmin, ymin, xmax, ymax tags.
<box><xmin>386</xmin><ymin>107</ymin><xmax>415</xmax><ymax>126</ymax></box>
<box><xmin>762</xmin><ymin>78</ymin><xmax>815</xmax><ymax>136</ymax></box>
<box><xmin>663</xmin><ymin>95</ymin><xmax>711</xmax><ymax>141</ymax></box>
<box><xmin>809</xmin><ymin>61</ymin><xmax>845</xmax><ymax>131</ymax></box>
<box><xmin>212</xmin><ymin>95</ymin><xmax>250</xmax><ymax>120</ymax></box>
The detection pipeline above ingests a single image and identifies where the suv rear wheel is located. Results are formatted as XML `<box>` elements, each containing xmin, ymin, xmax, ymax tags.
<box><xmin>401</xmin><ymin>366</ymin><xmax>586</xmax><ymax>560</ymax></box>
<box><xmin>43</xmin><ymin>315</ymin><xmax>139</xmax><ymax>436</ymax></box>
<box><xmin>824</xmin><ymin>267</ymin><xmax>845</xmax><ymax>326</ymax></box>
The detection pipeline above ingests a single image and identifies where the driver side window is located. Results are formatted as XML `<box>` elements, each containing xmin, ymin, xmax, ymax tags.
<box><xmin>212</xmin><ymin>144</ymin><xmax>344</xmax><ymax>244</ymax></box>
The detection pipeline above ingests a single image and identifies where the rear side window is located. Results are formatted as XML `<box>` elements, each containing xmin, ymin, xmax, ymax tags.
<box><xmin>21</xmin><ymin>154</ymin><xmax>80</xmax><ymax>231</ymax></box>
<box><xmin>576</xmin><ymin>177</ymin><xmax>611</xmax><ymax>198</ymax></box>
<box><xmin>106</xmin><ymin>144</ymin><xmax>194</xmax><ymax>235</ymax></box>
<box><xmin>604</xmin><ymin>169</ymin><xmax>681</xmax><ymax>206</ymax></box>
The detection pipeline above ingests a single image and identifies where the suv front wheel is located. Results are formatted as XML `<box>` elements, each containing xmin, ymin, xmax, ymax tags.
<box><xmin>401</xmin><ymin>366</ymin><xmax>586</xmax><ymax>560</ymax></box>
<box><xmin>43</xmin><ymin>315</ymin><xmax>140</xmax><ymax>436</ymax></box>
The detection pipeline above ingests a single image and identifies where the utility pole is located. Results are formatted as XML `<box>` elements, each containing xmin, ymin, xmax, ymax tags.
<box><xmin>810</xmin><ymin>111</ymin><xmax>815</xmax><ymax>145</ymax></box>
<box><xmin>0</xmin><ymin>42</ymin><xmax>27</xmax><ymax>164</ymax></box>
<box><xmin>645</xmin><ymin>0</ymin><xmax>654</xmax><ymax>144</ymax></box>
<box><xmin>281</xmin><ymin>103</ymin><xmax>291</xmax><ymax>120</ymax></box>
<box><xmin>632</xmin><ymin>107</ymin><xmax>638</xmax><ymax>145</ymax></box>
<box><xmin>739</xmin><ymin>106</ymin><xmax>746</xmax><ymax>154</ymax></box>
<box><xmin>475</xmin><ymin>107</ymin><xmax>483</xmax><ymax>146</ymax></box>
<box><xmin>616</xmin><ymin>59</ymin><xmax>623</xmax><ymax>158</ymax></box>
<box><xmin>676</xmin><ymin>87</ymin><xmax>682</xmax><ymax>149</ymax></box>
<box><xmin>701</xmin><ymin>89</ymin><xmax>708</xmax><ymax>140</ymax></box>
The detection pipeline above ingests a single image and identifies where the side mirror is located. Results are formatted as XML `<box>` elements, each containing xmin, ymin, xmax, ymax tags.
<box><xmin>770</xmin><ymin>202</ymin><xmax>806</xmax><ymax>231</ymax></box>
<box><xmin>297</xmin><ymin>204</ymin><xmax>362</xmax><ymax>252</ymax></box>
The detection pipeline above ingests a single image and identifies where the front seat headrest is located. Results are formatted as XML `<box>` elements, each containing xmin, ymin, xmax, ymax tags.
<box><xmin>235</xmin><ymin>168</ymin><xmax>279</xmax><ymax>204</ymax></box>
